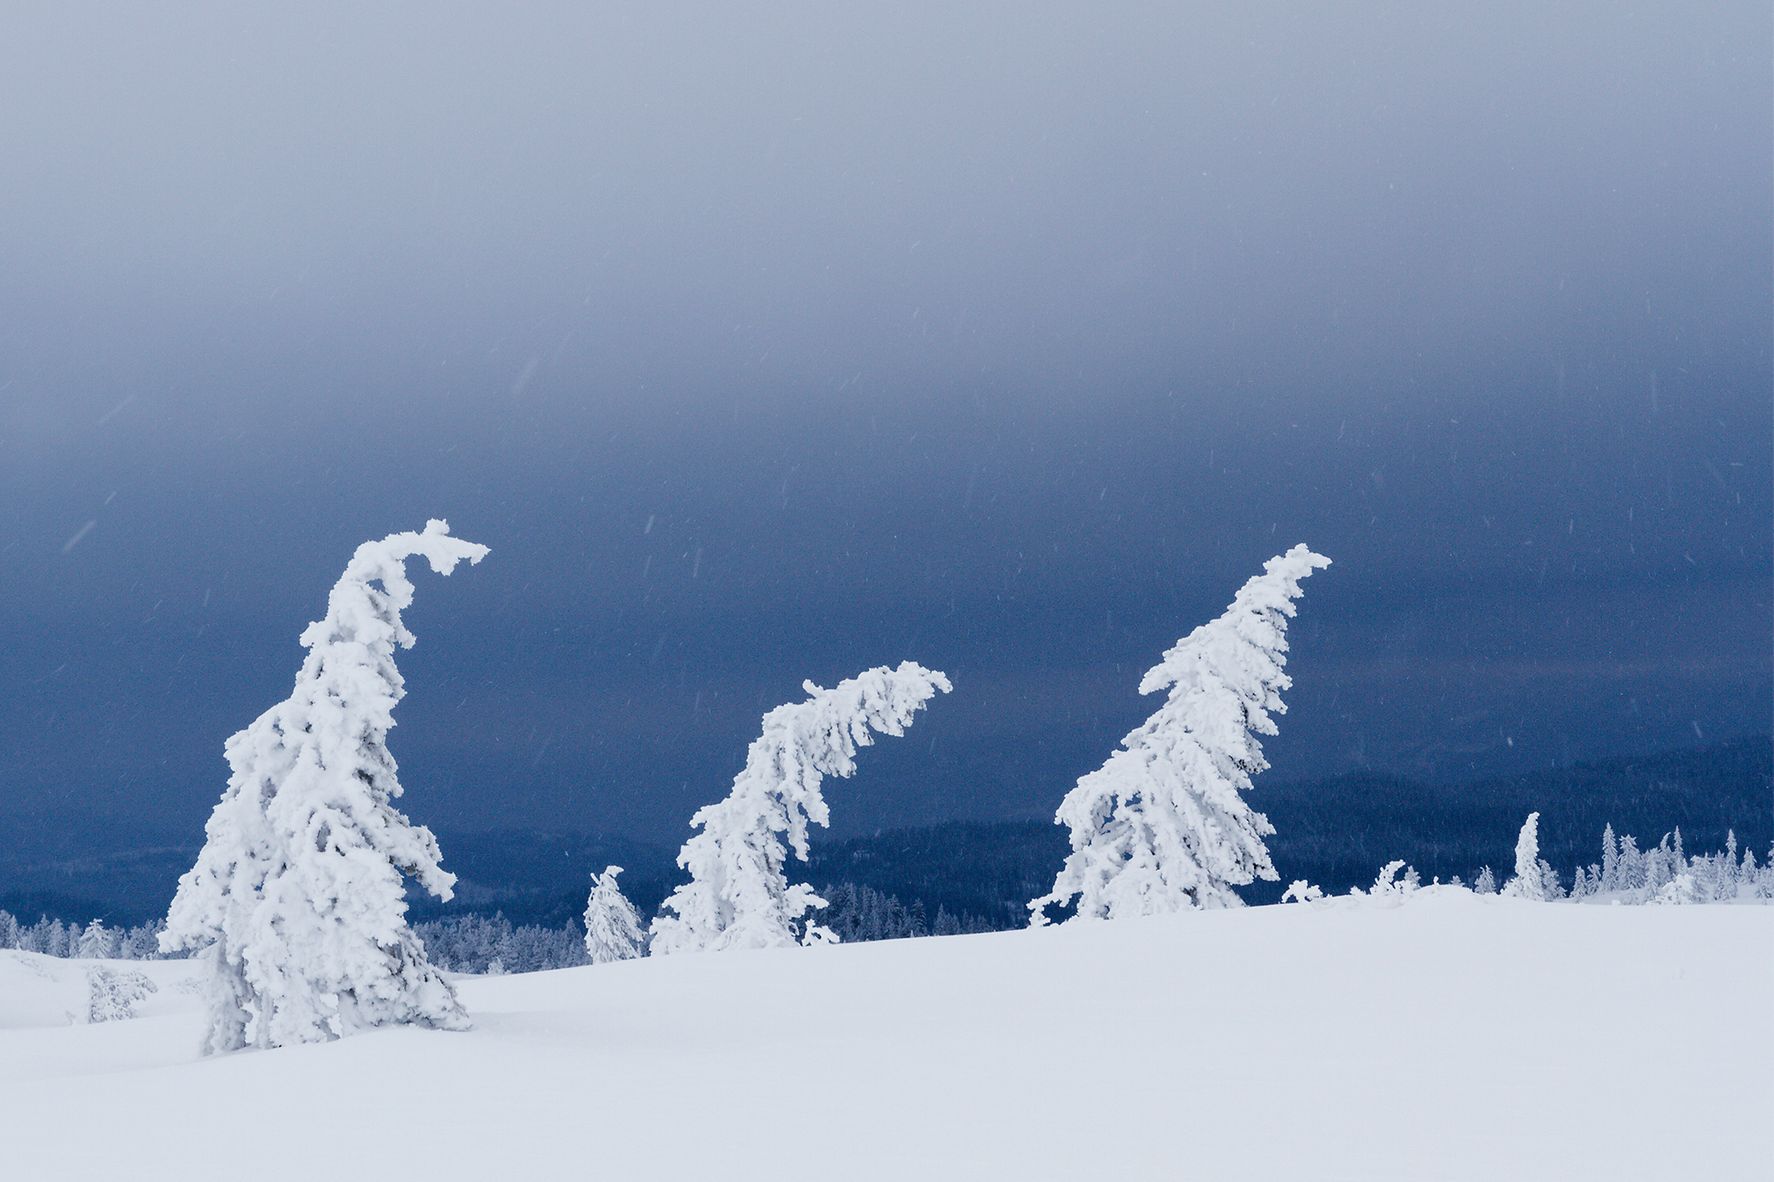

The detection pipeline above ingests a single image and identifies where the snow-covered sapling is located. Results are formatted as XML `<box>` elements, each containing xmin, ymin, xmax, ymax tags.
<box><xmin>1503</xmin><ymin>812</ymin><xmax>1549</xmax><ymax>901</ymax></box>
<box><xmin>583</xmin><ymin>866</ymin><xmax>647</xmax><ymax>964</ymax></box>
<box><xmin>161</xmin><ymin>520</ymin><xmax>488</xmax><ymax>1053</ymax></box>
<box><xmin>1030</xmin><ymin>545</ymin><xmax>1330</xmax><ymax>923</ymax></box>
<box><xmin>86</xmin><ymin>965</ymin><xmax>157</xmax><ymax>1023</ymax></box>
<box><xmin>1281</xmin><ymin>881</ymin><xmax>1324</xmax><ymax>904</ymax></box>
<box><xmin>650</xmin><ymin>662</ymin><xmax>951</xmax><ymax>955</ymax></box>
<box><xmin>1651</xmin><ymin>873</ymin><xmax>1702</xmax><ymax>905</ymax></box>
<box><xmin>1365</xmin><ymin>860</ymin><xmax>1421</xmax><ymax>898</ymax></box>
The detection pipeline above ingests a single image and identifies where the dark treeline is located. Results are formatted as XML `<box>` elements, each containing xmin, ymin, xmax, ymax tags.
<box><xmin>3</xmin><ymin>739</ymin><xmax>1767</xmax><ymax>938</ymax></box>
<box><xmin>6</xmin><ymin>822</ymin><xmax>1769</xmax><ymax>971</ymax></box>
<box><xmin>805</xmin><ymin>823</ymin><xmax>1066</xmax><ymax>930</ymax></box>
<box><xmin>0</xmin><ymin>912</ymin><xmax>169</xmax><ymax>959</ymax></box>
<box><xmin>0</xmin><ymin>881</ymin><xmax>989</xmax><ymax>975</ymax></box>
<box><xmin>1250</xmin><ymin>735</ymin><xmax>1772</xmax><ymax>901</ymax></box>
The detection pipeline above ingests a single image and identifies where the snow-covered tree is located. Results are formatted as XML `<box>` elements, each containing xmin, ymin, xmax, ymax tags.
<box><xmin>1029</xmin><ymin>545</ymin><xmax>1331</xmax><ymax>923</ymax></box>
<box><xmin>1651</xmin><ymin>873</ymin><xmax>1702</xmax><ymax>905</ymax></box>
<box><xmin>119</xmin><ymin>921</ymin><xmax>164</xmax><ymax>961</ymax></box>
<box><xmin>160</xmin><ymin>520</ymin><xmax>488</xmax><ymax>1053</ymax></box>
<box><xmin>1537</xmin><ymin>857</ymin><xmax>1565</xmax><ymax>900</ymax></box>
<box><xmin>1713</xmin><ymin>830</ymin><xmax>1741</xmax><ymax>900</ymax></box>
<box><xmin>1644</xmin><ymin>835</ymin><xmax>1676</xmax><ymax>896</ymax></box>
<box><xmin>583</xmin><ymin>866</ymin><xmax>646</xmax><ymax>964</ymax></box>
<box><xmin>86</xmin><ymin>965</ymin><xmax>157</xmax><ymax>1022</ymax></box>
<box><xmin>649</xmin><ymin>662</ymin><xmax>952</xmax><ymax>955</ymax></box>
<box><xmin>1503</xmin><ymin>812</ymin><xmax>1549</xmax><ymax>901</ymax></box>
<box><xmin>1473</xmin><ymin>866</ymin><xmax>1498</xmax><ymax>895</ymax></box>
<box><xmin>76</xmin><ymin>919</ymin><xmax>117</xmax><ymax>960</ymax></box>
<box><xmin>1617</xmin><ymin>833</ymin><xmax>1644</xmax><ymax>893</ymax></box>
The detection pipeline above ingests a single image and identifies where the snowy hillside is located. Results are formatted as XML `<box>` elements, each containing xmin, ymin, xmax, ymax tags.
<box><xmin>2</xmin><ymin>891</ymin><xmax>1768</xmax><ymax>1181</ymax></box>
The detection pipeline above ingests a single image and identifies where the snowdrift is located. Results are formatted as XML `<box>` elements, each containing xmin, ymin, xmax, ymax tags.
<box><xmin>2</xmin><ymin>890</ymin><xmax>1768</xmax><ymax>1181</ymax></box>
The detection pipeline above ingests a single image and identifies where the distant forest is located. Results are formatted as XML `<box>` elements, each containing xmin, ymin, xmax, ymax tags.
<box><xmin>3</xmin><ymin>737</ymin><xmax>1768</xmax><ymax>933</ymax></box>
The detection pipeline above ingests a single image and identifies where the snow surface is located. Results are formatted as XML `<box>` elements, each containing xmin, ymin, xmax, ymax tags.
<box><xmin>2</xmin><ymin>891</ymin><xmax>1768</xmax><ymax>1180</ymax></box>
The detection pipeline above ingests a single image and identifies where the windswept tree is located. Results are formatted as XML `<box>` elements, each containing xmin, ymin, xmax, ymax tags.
<box><xmin>583</xmin><ymin>866</ymin><xmax>646</xmax><ymax>964</ymax></box>
<box><xmin>161</xmin><ymin>520</ymin><xmax>488</xmax><ymax>1053</ymax></box>
<box><xmin>1030</xmin><ymin>545</ymin><xmax>1331</xmax><ymax>923</ymax></box>
<box><xmin>649</xmin><ymin>662</ymin><xmax>951</xmax><ymax>955</ymax></box>
<box><xmin>1503</xmin><ymin>812</ymin><xmax>1550</xmax><ymax>901</ymax></box>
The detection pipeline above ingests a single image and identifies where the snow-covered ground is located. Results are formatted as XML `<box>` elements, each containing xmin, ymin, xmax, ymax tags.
<box><xmin>2</xmin><ymin>890</ymin><xmax>1768</xmax><ymax>1181</ymax></box>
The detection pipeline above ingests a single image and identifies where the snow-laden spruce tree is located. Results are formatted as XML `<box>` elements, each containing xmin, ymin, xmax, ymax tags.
<box><xmin>1030</xmin><ymin>545</ymin><xmax>1330</xmax><ymax>923</ymax></box>
<box><xmin>161</xmin><ymin>520</ymin><xmax>487</xmax><ymax>1053</ymax></box>
<box><xmin>649</xmin><ymin>662</ymin><xmax>951</xmax><ymax>955</ymax></box>
<box><xmin>583</xmin><ymin>866</ymin><xmax>646</xmax><ymax>964</ymax></box>
<box><xmin>1503</xmin><ymin>812</ymin><xmax>1549</xmax><ymax>901</ymax></box>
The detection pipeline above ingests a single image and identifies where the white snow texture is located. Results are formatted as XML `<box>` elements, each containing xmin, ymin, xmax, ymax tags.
<box><xmin>1032</xmin><ymin>544</ymin><xmax>1330</xmax><ymax>921</ymax></box>
<box><xmin>6</xmin><ymin>894</ymin><xmax>1769</xmax><ymax>1181</ymax></box>
<box><xmin>650</xmin><ymin>662</ymin><xmax>952</xmax><ymax>954</ymax></box>
<box><xmin>160</xmin><ymin>520</ymin><xmax>488</xmax><ymax>1052</ymax></box>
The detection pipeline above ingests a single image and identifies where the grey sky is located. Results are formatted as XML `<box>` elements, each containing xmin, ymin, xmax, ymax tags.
<box><xmin>1</xmin><ymin>5</ymin><xmax>1768</xmax><ymax>842</ymax></box>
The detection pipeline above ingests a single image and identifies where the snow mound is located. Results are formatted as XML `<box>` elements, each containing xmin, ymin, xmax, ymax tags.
<box><xmin>1</xmin><ymin>894</ymin><xmax>1768</xmax><ymax>1180</ymax></box>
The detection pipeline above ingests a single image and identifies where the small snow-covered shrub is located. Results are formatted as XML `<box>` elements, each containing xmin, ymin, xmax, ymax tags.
<box><xmin>1368</xmin><ymin>861</ymin><xmax>1421</xmax><ymax>897</ymax></box>
<box><xmin>86</xmin><ymin>966</ymin><xmax>157</xmax><ymax>1023</ymax></box>
<box><xmin>1650</xmin><ymin>874</ymin><xmax>1702</xmax><ymax>906</ymax></box>
<box><xmin>1281</xmin><ymin>881</ymin><xmax>1325</xmax><ymax>904</ymax></box>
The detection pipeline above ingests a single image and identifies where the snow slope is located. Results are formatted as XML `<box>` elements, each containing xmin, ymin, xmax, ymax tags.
<box><xmin>2</xmin><ymin>890</ymin><xmax>1768</xmax><ymax>1181</ymax></box>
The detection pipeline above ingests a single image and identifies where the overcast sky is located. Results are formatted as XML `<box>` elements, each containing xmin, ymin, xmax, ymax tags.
<box><xmin>2</xmin><ymin>4</ymin><xmax>1768</xmax><ymax>846</ymax></box>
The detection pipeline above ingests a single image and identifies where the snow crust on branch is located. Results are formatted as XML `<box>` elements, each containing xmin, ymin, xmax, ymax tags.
<box><xmin>161</xmin><ymin>520</ymin><xmax>487</xmax><ymax>1053</ymax></box>
<box><xmin>650</xmin><ymin>662</ymin><xmax>951</xmax><ymax>955</ymax></box>
<box><xmin>1031</xmin><ymin>545</ymin><xmax>1330</xmax><ymax>922</ymax></box>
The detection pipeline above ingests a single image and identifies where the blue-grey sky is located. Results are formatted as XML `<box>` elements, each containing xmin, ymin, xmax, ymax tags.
<box><xmin>2</xmin><ymin>4</ymin><xmax>1768</xmax><ymax>846</ymax></box>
